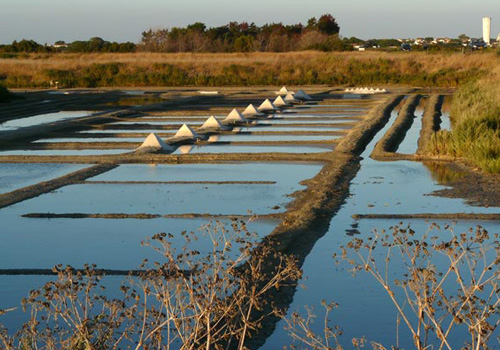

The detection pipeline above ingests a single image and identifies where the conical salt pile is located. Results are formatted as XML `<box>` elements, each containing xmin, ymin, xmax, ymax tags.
<box><xmin>175</xmin><ymin>124</ymin><xmax>198</xmax><ymax>139</ymax></box>
<box><xmin>273</xmin><ymin>95</ymin><xmax>290</xmax><ymax>107</ymax></box>
<box><xmin>294</xmin><ymin>89</ymin><xmax>312</xmax><ymax>101</ymax></box>
<box><xmin>284</xmin><ymin>93</ymin><xmax>300</xmax><ymax>103</ymax></box>
<box><xmin>223</xmin><ymin>108</ymin><xmax>247</xmax><ymax>124</ymax></box>
<box><xmin>138</xmin><ymin>133</ymin><xmax>172</xmax><ymax>152</ymax></box>
<box><xmin>276</xmin><ymin>86</ymin><xmax>295</xmax><ymax>95</ymax></box>
<box><xmin>201</xmin><ymin>116</ymin><xmax>224</xmax><ymax>130</ymax></box>
<box><xmin>242</xmin><ymin>104</ymin><xmax>263</xmax><ymax>117</ymax></box>
<box><xmin>259</xmin><ymin>99</ymin><xmax>278</xmax><ymax>112</ymax></box>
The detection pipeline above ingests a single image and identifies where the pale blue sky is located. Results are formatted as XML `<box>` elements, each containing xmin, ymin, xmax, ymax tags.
<box><xmin>1</xmin><ymin>0</ymin><xmax>498</xmax><ymax>44</ymax></box>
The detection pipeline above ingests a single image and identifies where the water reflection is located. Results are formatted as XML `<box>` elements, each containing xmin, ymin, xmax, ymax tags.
<box><xmin>424</xmin><ymin>162</ymin><xmax>466</xmax><ymax>185</ymax></box>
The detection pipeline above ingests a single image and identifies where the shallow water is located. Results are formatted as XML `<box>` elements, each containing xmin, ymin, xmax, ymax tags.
<box><xmin>0</xmin><ymin>163</ymin><xmax>88</xmax><ymax>194</ymax></box>
<box><xmin>0</xmin><ymin>111</ymin><xmax>93</xmax><ymax>131</ymax></box>
<box><xmin>13</xmin><ymin>183</ymin><xmax>289</xmax><ymax>214</ymax></box>
<box><xmin>112</xmin><ymin>119</ymin><xmax>359</xmax><ymax>126</ymax></box>
<box><xmin>396</xmin><ymin>98</ymin><xmax>426</xmax><ymax>154</ymax></box>
<box><xmin>79</xmin><ymin>129</ymin><xmax>175</xmax><ymax>134</ymax></box>
<box><xmin>256</xmin><ymin>126</ymin><xmax>351</xmax><ymax>132</ymax></box>
<box><xmin>33</xmin><ymin>137</ymin><xmax>144</xmax><ymax>143</ymax></box>
<box><xmin>441</xmin><ymin>110</ymin><xmax>451</xmax><ymax>131</ymax></box>
<box><xmin>0</xmin><ymin>162</ymin><xmax>321</xmax><ymax>269</ymax></box>
<box><xmin>0</xmin><ymin>149</ymin><xmax>133</xmax><ymax>156</ymax></box>
<box><xmin>0</xmin><ymin>213</ymin><xmax>277</xmax><ymax>270</ymax></box>
<box><xmin>172</xmin><ymin>144</ymin><xmax>332</xmax><ymax>154</ymax></box>
<box><xmin>263</xmin><ymin>219</ymin><xmax>500</xmax><ymax>350</ymax></box>
<box><xmin>9</xmin><ymin>162</ymin><xmax>322</xmax><ymax>216</ymax></box>
<box><xmin>92</xmin><ymin>162</ymin><xmax>323</xmax><ymax>183</ymax></box>
<box><xmin>261</xmin><ymin>105</ymin><xmax>500</xmax><ymax>350</ymax></box>
<box><xmin>215</xmin><ymin>134</ymin><xmax>339</xmax><ymax>142</ymax></box>
<box><xmin>254</xmin><ymin>119</ymin><xmax>358</xmax><ymax>125</ymax></box>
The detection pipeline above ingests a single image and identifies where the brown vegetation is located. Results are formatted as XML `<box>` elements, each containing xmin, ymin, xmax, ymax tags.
<box><xmin>0</xmin><ymin>51</ymin><xmax>496</xmax><ymax>88</ymax></box>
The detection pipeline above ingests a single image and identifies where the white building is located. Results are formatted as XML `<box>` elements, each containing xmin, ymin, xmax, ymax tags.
<box><xmin>483</xmin><ymin>17</ymin><xmax>491</xmax><ymax>45</ymax></box>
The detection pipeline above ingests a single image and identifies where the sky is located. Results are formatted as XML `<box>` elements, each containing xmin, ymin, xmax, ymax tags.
<box><xmin>1</xmin><ymin>0</ymin><xmax>499</xmax><ymax>44</ymax></box>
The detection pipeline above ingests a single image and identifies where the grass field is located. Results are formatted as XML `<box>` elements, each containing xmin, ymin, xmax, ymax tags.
<box><xmin>426</xmin><ymin>69</ymin><xmax>500</xmax><ymax>173</ymax></box>
<box><xmin>0</xmin><ymin>51</ymin><xmax>496</xmax><ymax>88</ymax></box>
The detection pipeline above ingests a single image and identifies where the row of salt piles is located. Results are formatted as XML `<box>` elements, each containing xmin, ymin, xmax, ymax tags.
<box><xmin>138</xmin><ymin>86</ymin><xmax>312</xmax><ymax>152</ymax></box>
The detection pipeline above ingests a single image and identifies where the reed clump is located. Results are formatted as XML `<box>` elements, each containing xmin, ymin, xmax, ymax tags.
<box><xmin>426</xmin><ymin>78</ymin><xmax>500</xmax><ymax>173</ymax></box>
<box><xmin>0</xmin><ymin>51</ymin><xmax>495</xmax><ymax>88</ymax></box>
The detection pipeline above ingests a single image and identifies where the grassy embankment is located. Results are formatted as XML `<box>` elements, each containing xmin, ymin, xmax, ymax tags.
<box><xmin>0</xmin><ymin>51</ymin><xmax>496</xmax><ymax>88</ymax></box>
<box><xmin>426</xmin><ymin>75</ymin><xmax>500</xmax><ymax>173</ymax></box>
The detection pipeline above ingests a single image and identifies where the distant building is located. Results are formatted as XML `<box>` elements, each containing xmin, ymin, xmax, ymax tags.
<box><xmin>483</xmin><ymin>17</ymin><xmax>491</xmax><ymax>45</ymax></box>
<box><xmin>432</xmin><ymin>38</ymin><xmax>451</xmax><ymax>44</ymax></box>
<box><xmin>52</xmin><ymin>42</ymin><xmax>68</xmax><ymax>49</ymax></box>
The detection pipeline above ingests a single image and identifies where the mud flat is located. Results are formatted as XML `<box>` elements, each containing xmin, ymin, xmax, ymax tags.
<box><xmin>426</xmin><ymin>161</ymin><xmax>500</xmax><ymax>207</ymax></box>
<box><xmin>335</xmin><ymin>95</ymin><xmax>404</xmax><ymax>154</ymax></box>
<box><xmin>417</xmin><ymin>94</ymin><xmax>444</xmax><ymax>154</ymax></box>
<box><xmin>370</xmin><ymin>94</ymin><xmax>421</xmax><ymax>158</ymax></box>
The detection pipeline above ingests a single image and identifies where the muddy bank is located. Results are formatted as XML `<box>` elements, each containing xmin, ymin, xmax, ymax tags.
<box><xmin>22</xmin><ymin>213</ymin><xmax>283</xmax><ymax>220</ymax></box>
<box><xmin>370</xmin><ymin>94</ymin><xmax>421</xmax><ymax>158</ymax></box>
<box><xmin>22</xmin><ymin>139</ymin><xmax>338</xmax><ymax>150</ymax></box>
<box><xmin>417</xmin><ymin>94</ymin><xmax>444</xmax><ymax>154</ymax></box>
<box><xmin>0</xmin><ymin>164</ymin><xmax>117</xmax><ymax>209</ymax></box>
<box><xmin>335</xmin><ymin>95</ymin><xmax>404</xmax><ymax>154</ymax></box>
<box><xmin>352</xmin><ymin>213</ymin><xmax>500</xmax><ymax>220</ymax></box>
<box><xmin>425</xmin><ymin>161</ymin><xmax>500</xmax><ymax>207</ymax></box>
<box><xmin>83</xmin><ymin>180</ymin><xmax>277</xmax><ymax>185</ymax></box>
<box><xmin>0</xmin><ymin>152</ymin><xmax>329</xmax><ymax>164</ymax></box>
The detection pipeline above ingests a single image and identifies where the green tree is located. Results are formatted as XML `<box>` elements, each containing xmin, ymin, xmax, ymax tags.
<box><xmin>317</xmin><ymin>14</ymin><xmax>340</xmax><ymax>35</ymax></box>
<box><xmin>233</xmin><ymin>35</ymin><xmax>254</xmax><ymax>52</ymax></box>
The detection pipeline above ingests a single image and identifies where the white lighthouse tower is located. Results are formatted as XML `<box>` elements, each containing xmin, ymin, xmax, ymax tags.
<box><xmin>483</xmin><ymin>17</ymin><xmax>491</xmax><ymax>45</ymax></box>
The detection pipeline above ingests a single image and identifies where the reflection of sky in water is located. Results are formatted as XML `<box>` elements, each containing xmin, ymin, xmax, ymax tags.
<box><xmin>4</xmin><ymin>96</ymin><xmax>489</xmax><ymax>347</ymax></box>
<box><xmin>34</xmin><ymin>137</ymin><xmax>144</xmax><ymax>143</ymax></box>
<box><xmin>0</xmin><ymin>111</ymin><xmax>93</xmax><ymax>131</ymax></box>
<box><xmin>0</xmin><ymin>161</ymin><xmax>324</xmax><ymax>331</ymax></box>
<box><xmin>0</xmin><ymin>215</ymin><xmax>276</xmax><ymax>270</ymax></box>
<box><xmin>111</xmin><ymin>118</ymin><xmax>359</xmax><ymax>126</ymax></box>
<box><xmin>173</xmin><ymin>144</ymin><xmax>332</xmax><ymax>154</ymax></box>
<box><xmin>79</xmin><ymin>129</ymin><xmax>175</xmax><ymax>134</ymax></box>
<box><xmin>0</xmin><ymin>163</ymin><xmax>87</xmax><ymax>194</ymax></box>
<box><xmin>396</xmin><ymin>98</ymin><xmax>426</xmax><ymax>155</ymax></box>
<box><xmin>264</xmin><ymin>105</ymin><xmax>500</xmax><ymax>350</ymax></box>
<box><xmin>0</xmin><ymin>149</ymin><xmax>132</xmax><ymax>156</ymax></box>
<box><xmin>12</xmin><ymin>163</ymin><xmax>322</xmax><ymax>217</ymax></box>
<box><xmin>441</xmin><ymin>110</ymin><xmax>451</xmax><ymax>131</ymax></box>
<box><xmin>0</xmin><ymin>217</ymin><xmax>274</xmax><ymax>331</ymax></box>
<box><xmin>92</xmin><ymin>162</ymin><xmax>323</xmax><ymax>183</ymax></box>
<box><xmin>216</xmin><ymin>134</ymin><xmax>339</xmax><ymax>142</ymax></box>
<box><xmin>9</xmin><ymin>183</ymin><xmax>291</xmax><ymax>214</ymax></box>
<box><xmin>264</xmin><ymin>219</ymin><xmax>500</xmax><ymax>350</ymax></box>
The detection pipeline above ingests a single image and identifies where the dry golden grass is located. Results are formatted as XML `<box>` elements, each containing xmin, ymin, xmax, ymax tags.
<box><xmin>0</xmin><ymin>51</ymin><xmax>497</xmax><ymax>88</ymax></box>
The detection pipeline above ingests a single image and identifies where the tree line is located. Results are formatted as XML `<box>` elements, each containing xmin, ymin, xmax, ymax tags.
<box><xmin>0</xmin><ymin>37</ymin><xmax>136</xmax><ymax>54</ymax></box>
<box><xmin>0</xmin><ymin>14</ymin><xmax>350</xmax><ymax>54</ymax></box>
<box><xmin>0</xmin><ymin>13</ymin><xmax>474</xmax><ymax>55</ymax></box>
<box><xmin>140</xmin><ymin>14</ymin><xmax>348</xmax><ymax>52</ymax></box>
